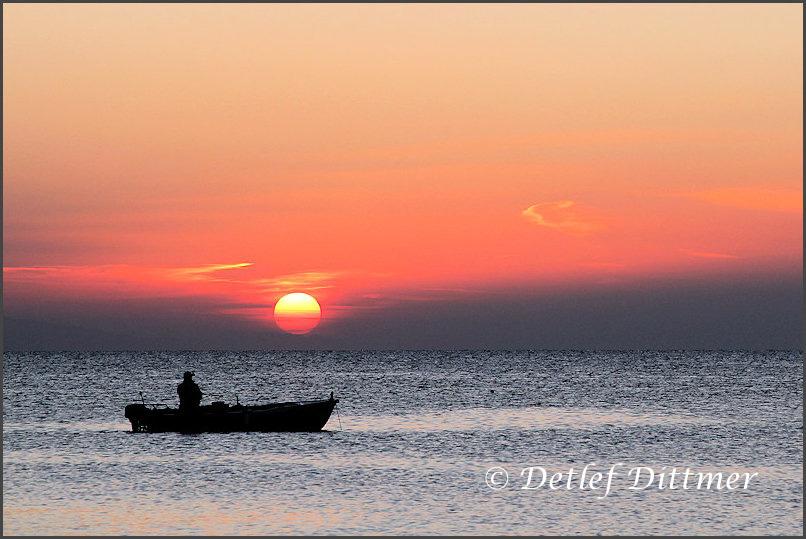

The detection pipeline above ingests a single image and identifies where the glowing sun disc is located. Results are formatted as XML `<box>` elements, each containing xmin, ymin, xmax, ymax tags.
<box><xmin>274</xmin><ymin>293</ymin><xmax>322</xmax><ymax>335</ymax></box>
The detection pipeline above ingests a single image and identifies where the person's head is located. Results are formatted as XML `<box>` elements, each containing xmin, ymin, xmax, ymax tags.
<box><xmin>183</xmin><ymin>371</ymin><xmax>194</xmax><ymax>381</ymax></box>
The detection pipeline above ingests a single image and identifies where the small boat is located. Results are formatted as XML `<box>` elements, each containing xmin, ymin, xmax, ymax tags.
<box><xmin>124</xmin><ymin>393</ymin><xmax>339</xmax><ymax>433</ymax></box>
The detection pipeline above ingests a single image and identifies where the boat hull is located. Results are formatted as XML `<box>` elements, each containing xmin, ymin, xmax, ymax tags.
<box><xmin>124</xmin><ymin>398</ymin><xmax>338</xmax><ymax>433</ymax></box>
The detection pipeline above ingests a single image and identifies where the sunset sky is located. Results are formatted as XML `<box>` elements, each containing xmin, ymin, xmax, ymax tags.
<box><xmin>3</xmin><ymin>3</ymin><xmax>802</xmax><ymax>350</ymax></box>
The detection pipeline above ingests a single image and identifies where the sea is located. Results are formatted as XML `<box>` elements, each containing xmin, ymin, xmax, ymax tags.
<box><xmin>2</xmin><ymin>350</ymin><xmax>802</xmax><ymax>535</ymax></box>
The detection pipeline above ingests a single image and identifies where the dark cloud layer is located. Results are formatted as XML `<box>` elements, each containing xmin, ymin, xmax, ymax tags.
<box><xmin>3</xmin><ymin>272</ymin><xmax>802</xmax><ymax>351</ymax></box>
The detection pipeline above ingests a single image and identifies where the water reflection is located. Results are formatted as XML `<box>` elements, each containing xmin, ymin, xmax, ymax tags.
<box><xmin>343</xmin><ymin>406</ymin><xmax>716</xmax><ymax>433</ymax></box>
<box><xmin>3</xmin><ymin>350</ymin><xmax>802</xmax><ymax>535</ymax></box>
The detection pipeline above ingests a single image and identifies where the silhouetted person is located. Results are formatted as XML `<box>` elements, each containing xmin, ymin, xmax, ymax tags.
<box><xmin>177</xmin><ymin>371</ymin><xmax>202</xmax><ymax>411</ymax></box>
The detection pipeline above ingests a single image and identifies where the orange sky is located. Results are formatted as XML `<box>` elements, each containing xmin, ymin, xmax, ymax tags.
<box><xmin>3</xmin><ymin>3</ymin><xmax>802</xmax><ymax>344</ymax></box>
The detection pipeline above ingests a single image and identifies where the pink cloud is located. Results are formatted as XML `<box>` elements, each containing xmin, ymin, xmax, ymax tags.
<box><xmin>680</xmin><ymin>249</ymin><xmax>738</xmax><ymax>259</ymax></box>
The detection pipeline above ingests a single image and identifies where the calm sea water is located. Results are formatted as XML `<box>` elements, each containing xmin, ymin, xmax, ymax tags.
<box><xmin>2</xmin><ymin>350</ymin><xmax>802</xmax><ymax>535</ymax></box>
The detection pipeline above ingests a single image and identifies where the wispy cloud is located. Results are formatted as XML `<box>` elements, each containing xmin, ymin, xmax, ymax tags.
<box><xmin>582</xmin><ymin>262</ymin><xmax>625</xmax><ymax>269</ymax></box>
<box><xmin>169</xmin><ymin>263</ymin><xmax>253</xmax><ymax>280</ymax></box>
<box><xmin>4</xmin><ymin>266</ymin><xmax>70</xmax><ymax>277</ymax></box>
<box><xmin>4</xmin><ymin>263</ymin><xmax>254</xmax><ymax>283</ymax></box>
<box><xmin>680</xmin><ymin>249</ymin><xmax>738</xmax><ymax>259</ymax></box>
<box><xmin>253</xmin><ymin>271</ymin><xmax>344</xmax><ymax>294</ymax></box>
<box><xmin>3</xmin><ymin>264</ymin><xmax>361</xmax><ymax>325</ymax></box>
<box><xmin>521</xmin><ymin>201</ymin><xmax>605</xmax><ymax>237</ymax></box>
<box><xmin>3</xmin><ymin>265</ymin><xmax>361</xmax><ymax>301</ymax></box>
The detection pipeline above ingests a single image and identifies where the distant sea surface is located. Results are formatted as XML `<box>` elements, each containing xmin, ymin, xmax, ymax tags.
<box><xmin>3</xmin><ymin>351</ymin><xmax>802</xmax><ymax>535</ymax></box>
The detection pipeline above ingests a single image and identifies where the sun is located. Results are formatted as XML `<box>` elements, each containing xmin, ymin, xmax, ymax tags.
<box><xmin>273</xmin><ymin>292</ymin><xmax>322</xmax><ymax>335</ymax></box>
